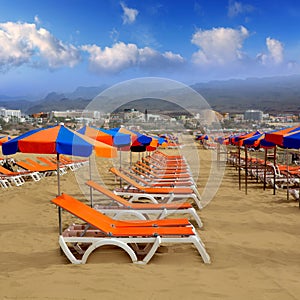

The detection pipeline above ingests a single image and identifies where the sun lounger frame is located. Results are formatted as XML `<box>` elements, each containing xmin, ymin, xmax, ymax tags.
<box><xmin>52</xmin><ymin>193</ymin><xmax>210</xmax><ymax>265</ymax></box>
<box><xmin>86</xmin><ymin>180</ymin><xmax>203</xmax><ymax>227</ymax></box>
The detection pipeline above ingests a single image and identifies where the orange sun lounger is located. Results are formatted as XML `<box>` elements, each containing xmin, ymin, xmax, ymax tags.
<box><xmin>141</xmin><ymin>157</ymin><xmax>190</xmax><ymax>173</ymax></box>
<box><xmin>0</xmin><ymin>165</ymin><xmax>41</xmax><ymax>184</ymax></box>
<box><xmin>110</xmin><ymin>167</ymin><xmax>202</xmax><ymax>209</ymax></box>
<box><xmin>120</xmin><ymin>168</ymin><xmax>193</xmax><ymax>187</ymax></box>
<box><xmin>26</xmin><ymin>158</ymin><xmax>67</xmax><ymax>175</ymax></box>
<box><xmin>51</xmin><ymin>193</ymin><xmax>210</xmax><ymax>264</ymax></box>
<box><xmin>16</xmin><ymin>160</ymin><xmax>57</xmax><ymax>176</ymax></box>
<box><xmin>132</xmin><ymin>165</ymin><xmax>192</xmax><ymax>183</ymax></box>
<box><xmin>135</xmin><ymin>161</ymin><xmax>192</xmax><ymax>178</ymax></box>
<box><xmin>86</xmin><ymin>180</ymin><xmax>203</xmax><ymax>227</ymax></box>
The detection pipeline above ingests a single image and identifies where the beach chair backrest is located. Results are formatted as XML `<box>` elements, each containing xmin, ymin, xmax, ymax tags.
<box><xmin>109</xmin><ymin>167</ymin><xmax>143</xmax><ymax>189</ymax></box>
<box><xmin>51</xmin><ymin>193</ymin><xmax>116</xmax><ymax>234</ymax></box>
<box><xmin>120</xmin><ymin>168</ymin><xmax>149</xmax><ymax>185</ymax></box>
<box><xmin>85</xmin><ymin>180</ymin><xmax>130</xmax><ymax>207</ymax></box>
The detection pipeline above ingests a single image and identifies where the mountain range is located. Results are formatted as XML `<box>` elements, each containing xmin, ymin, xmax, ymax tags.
<box><xmin>1</xmin><ymin>75</ymin><xmax>300</xmax><ymax>115</ymax></box>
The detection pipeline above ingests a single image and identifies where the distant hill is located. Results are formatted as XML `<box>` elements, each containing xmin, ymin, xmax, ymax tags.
<box><xmin>191</xmin><ymin>75</ymin><xmax>300</xmax><ymax>113</ymax></box>
<box><xmin>66</xmin><ymin>85</ymin><xmax>108</xmax><ymax>99</ymax></box>
<box><xmin>113</xmin><ymin>98</ymin><xmax>192</xmax><ymax>116</ymax></box>
<box><xmin>26</xmin><ymin>98</ymin><xmax>91</xmax><ymax>115</ymax></box>
<box><xmin>0</xmin><ymin>99</ymin><xmax>33</xmax><ymax>112</ymax></box>
<box><xmin>1</xmin><ymin>75</ymin><xmax>300</xmax><ymax>115</ymax></box>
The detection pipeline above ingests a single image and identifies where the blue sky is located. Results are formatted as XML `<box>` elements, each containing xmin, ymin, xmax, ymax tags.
<box><xmin>0</xmin><ymin>0</ymin><xmax>299</xmax><ymax>97</ymax></box>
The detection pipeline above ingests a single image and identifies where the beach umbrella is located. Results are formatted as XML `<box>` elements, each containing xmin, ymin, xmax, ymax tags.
<box><xmin>242</xmin><ymin>133</ymin><xmax>277</xmax><ymax>194</ymax></box>
<box><xmin>280</xmin><ymin>130</ymin><xmax>300</xmax><ymax>149</ymax></box>
<box><xmin>110</xmin><ymin>127</ymin><xmax>154</xmax><ymax>166</ymax></box>
<box><xmin>231</xmin><ymin>131</ymin><xmax>261</xmax><ymax>190</ymax></box>
<box><xmin>232</xmin><ymin>131</ymin><xmax>261</xmax><ymax>146</ymax></box>
<box><xmin>281</xmin><ymin>130</ymin><xmax>300</xmax><ymax>207</ymax></box>
<box><xmin>111</xmin><ymin>127</ymin><xmax>152</xmax><ymax>147</ymax></box>
<box><xmin>243</xmin><ymin>133</ymin><xmax>275</xmax><ymax>149</ymax></box>
<box><xmin>264</xmin><ymin>125</ymin><xmax>300</xmax><ymax>147</ymax></box>
<box><xmin>129</xmin><ymin>130</ymin><xmax>152</xmax><ymax>153</ymax></box>
<box><xmin>77</xmin><ymin>126</ymin><xmax>131</xmax><ymax>147</ymax></box>
<box><xmin>215</xmin><ymin>136</ymin><xmax>230</xmax><ymax>145</ymax></box>
<box><xmin>267</xmin><ymin>128</ymin><xmax>300</xmax><ymax>202</ymax></box>
<box><xmin>2</xmin><ymin>124</ymin><xmax>117</xmax><ymax>193</ymax></box>
<box><xmin>264</xmin><ymin>126</ymin><xmax>300</xmax><ymax>195</ymax></box>
<box><xmin>127</xmin><ymin>129</ymin><xmax>154</xmax><ymax>163</ymax></box>
<box><xmin>195</xmin><ymin>134</ymin><xmax>208</xmax><ymax>141</ymax></box>
<box><xmin>145</xmin><ymin>136</ymin><xmax>163</xmax><ymax>152</ymax></box>
<box><xmin>2</xmin><ymin>124</ymin><xmax>117</xmax><ymax>234</ymax></box>
<box><xmin>239</xmin><ymin>132</ymin><xmax>269</xmax><ymax>195</ymax></box>
<box><xmin>153</xmin><ymin>135</ymin><xmax>168</xmax><ymax>146</ymax></box>
<box><xmin>78</xmin><ymin>126</ymin><xmax>133</xmax><ymax>178</ymax></box>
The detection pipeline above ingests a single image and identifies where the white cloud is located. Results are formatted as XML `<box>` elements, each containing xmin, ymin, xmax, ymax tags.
<box><xmin>120</xmin><ymin>2</ymin><xmax>139</xmax><ymax>24</ymax></box>
<box><xmin>109</xmin><ymin>28</ymin><xmax>119</xmax><ymax>43</ymax></box>
<box><xmin>266</xmin><ymin>37</ymin><xmax>284</xmax><ymax>64</ymax></box>
<box><xmin>81</xmin><ymin>42</ymin><xmax>184</xmax><ymax>73</ymax></box>
<box><xmin>228</xmin><ymin>0</ymin><xmax>255</xmax><ymax>17</ymax></box>
<box><xmin>0</xmin><ymin>21</ymin><xmax>80</xmax><ymax>71</ymax></box>
<box><xmin>82</xmin><ymin>42</ymin><xmax>138</xmax><ymax>73</ymax></box>
<box><xmin>191</xmin><ymin>26</ymin><xmax>249</xmax><ymax>65</ymax></box>
<box><xmin>34</xmin><ymin>15</ymin><xmax>41</xmax><ymax>24</ymax></box>
<box><xmin>257</xmin><ymin>37</ymin><xmax>284</xmax><ymax>65</ymax></box>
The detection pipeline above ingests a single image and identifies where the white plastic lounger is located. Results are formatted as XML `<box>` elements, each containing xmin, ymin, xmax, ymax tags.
<box><xmin>86</xmin><ymin>180</ymin><xmax>203</xmax><ymax>228</ymax></box>
<box><xmin>51</xmin><ymin>193</ymin><xmax>210</xmax><ymax>265</ymax></box>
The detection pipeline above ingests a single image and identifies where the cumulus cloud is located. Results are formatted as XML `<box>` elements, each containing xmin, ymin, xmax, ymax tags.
<box><xmin>120</xmin><ymin>2</ymin><xmax>139</xmax><ymax>24</ymax></box>
<box><xmin>257</xmin><ymin>37</ymin><xmax>284</xmax><ymax>65</ymax></box>
<box><xmin>82</xmin><ymin>42</ymin><xmax>138</xmax><ymax>73</ymax></box>
<box><xmin>81</xmin><ymin>42</ymin><xmax>184</xmax><ymax>73</ymax></box>
<box><xmin>266</xmin><ymin>37</ymin><xmax>284</xmax><ymax>64</ymax></box>
<box><xmin>0</xmin><ymin>21</ymin><xmax>80</xmax><ymax>71</ymax></box>
<box><xmin>228</xmin><ymin>0</ymin><xmax>255</xmax><ymax>17</ymax></box>
<box><xmin>191</xmin><ymin>26</ymin><xmax>249</xmax><ymax>65</ymax></box>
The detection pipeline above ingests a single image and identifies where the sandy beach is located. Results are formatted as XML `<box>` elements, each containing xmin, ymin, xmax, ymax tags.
<box><xmin>1</xmin><ymin>143</ymin><xmax>300</xmax><ymax>300</ymax></box>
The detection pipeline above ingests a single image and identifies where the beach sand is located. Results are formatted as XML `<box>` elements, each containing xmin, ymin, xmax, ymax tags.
<box><xmin>0</xmin><ymin>143</ymin><xmax>300</xmax><ymax>300</ymax></box>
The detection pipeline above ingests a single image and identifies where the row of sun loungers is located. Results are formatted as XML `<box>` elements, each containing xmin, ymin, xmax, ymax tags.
<box><xmin>51</xmin><ymin>150</ymin><xmax>210</xmax><ymax>265</ymax></box>
<box><xmin>0</xmin><ymin>155</ymin><xmax>88</xmax><ymax>188</ymax></box>
<box><xmin>227</xmin><ymin>150</ymin><xmax>300</xmax><ymax>201</ymax></box>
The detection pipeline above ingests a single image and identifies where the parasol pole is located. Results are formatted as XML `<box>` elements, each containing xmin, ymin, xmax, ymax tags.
<box><xmin>273</xmin><ymin>146</ymin><xmax>277</xmax><ymax>195</ymax></box>
<box><xmin>286</xmin><ymin>149</ymin><xmax>289</xmax><ymax>201</ymax></box>
<box><xmin>255</xmin><ymin>150</ymin><xmax>258</xmax><ymax>183</ymax></box>
<box><xmin>245</xmin><ymin>145</ymin><xmax>248</xmax><ymax>195</ymax></box>
<box><xmin>263</xmin><ymin>148</ymin><xmax>267</xmax><ymax>190</ymax></box>
<box><xmin>130</xmin><ymin>151</ymin><xmax>132</xmax><ymax>166</ymax></box>
<box><xmin>217</xmin><ymin>143</ymin><xmax>220</xmax><ymax>169</ymax></box>
<box><xmin>56</xmin><ymin>153</ymin><xmax>61</xmax><ymax>195</ymax></box>
<box><xmin>298</xmin><ymin>150</ymin><xmax>300</xmax><ymax>209</ymax></box>
<box><xmin>119</xmin><ymin>148</ymin><xmax>122</xmax><ymax>187</ymax></box>
<box><xmin>56</xmin><ymin>153</ymin><xmax>62</xmax><ymax>235</ymax></box>
<box><xmin>89</xmin><ymin>156</ymin><xmax>93</xmax><ymax>207</ymax></box>
<box><xmin>238</xmin><ymin>144</ymin><xmax>241</xmax><ymax>190</ymax></box>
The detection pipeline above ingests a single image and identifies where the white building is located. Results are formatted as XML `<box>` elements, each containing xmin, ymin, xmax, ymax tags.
<box><xmin>0</xmin><ymin>108</ymin><xmax>22</xmax><ymax>122</ymax></box>
<box><xmin>147</xmin><ymin>113</ymin><xmax>169</xmax><ymax>122</ymax></box>
<box><xmin>50</xmin><ymin>110</ymin><xmax>101</xmax><ymax>120</ymax></box>
<box><xmin>0</xmin><ymin>108</ymin><xmax>21</xmax><ymax>118</ymax></box>
<box><xmin>244</xmin><ymin>110</ymin><xmax>263</xmax><ymax>122</ymax></box>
